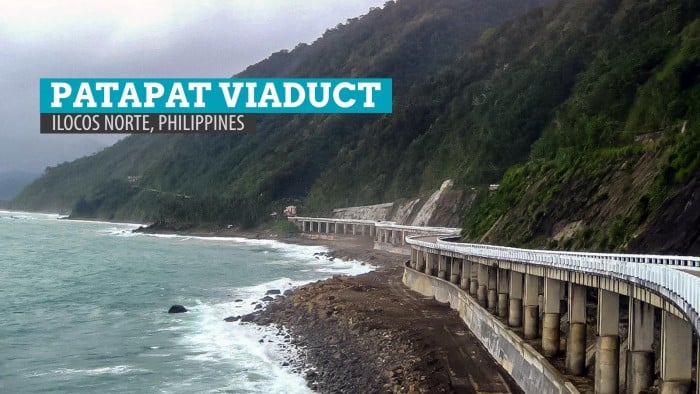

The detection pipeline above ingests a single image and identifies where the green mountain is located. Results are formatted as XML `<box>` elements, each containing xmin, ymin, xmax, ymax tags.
<box><xmin>461</xmin><ymin>0</ymin><xmax>700</xmax><ymax>254</ymax></box>
<box><xmin>13</xmin><ymin>0</ymin><xmax>700</xmax><ymax>254</ymax></box>
<box><xmin>12</xmin><ymin>0</ymin><xmax>545</xmax><ymax>224</ymax></box>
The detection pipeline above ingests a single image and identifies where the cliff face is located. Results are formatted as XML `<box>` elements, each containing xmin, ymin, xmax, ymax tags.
<box><xmin>630</xmin><ymin>175</ymin><xmax>700</xmax><ymax>255</ymax></box>
<box><xmin>330</xmin><ymin>180</ymin><xmax>469</xmax><ymax>228</ymax></box>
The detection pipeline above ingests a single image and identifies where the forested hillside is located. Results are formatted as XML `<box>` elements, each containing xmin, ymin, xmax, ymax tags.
<box><xmin>462</xmin><ymin>0</ymin><xmax>700</xmax><ymax>254</ymax></box>
<box><xmin>12</xmin><ymin>0</ymin><xmax>700</xmax><ymax>254</ymax></box>
<box><xmin>12</xmin><ymin>0</ymin><xmax>545</xmax><ymax>225</ymax></box>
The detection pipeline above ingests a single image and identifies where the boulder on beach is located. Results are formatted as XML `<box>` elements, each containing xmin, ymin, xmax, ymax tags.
<box><xmin>168</xmin><ymin>305</ymin><xmax>188</xmax><ymax>313</ymax></box>
<box><xmin>266</xmin><ymin>289</ymin><xmax>281</xmax><ymax>295</ymax></box>
<box><xmin>261</xmin><ymin>296</ymin><xmax>274</xmax><ymax>302</ymax></box>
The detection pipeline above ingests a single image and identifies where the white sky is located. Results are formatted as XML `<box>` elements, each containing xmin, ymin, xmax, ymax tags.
<box><xmin>0</xmin><ymin>0</ymin><xmax>387</xmax><ymax>174</ymax></box>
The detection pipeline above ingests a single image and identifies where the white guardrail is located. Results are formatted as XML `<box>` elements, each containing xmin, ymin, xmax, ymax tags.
<box><xmin>290</xmin><ymin>217</ymin><xmax>462</xmax><ymax>235</ymax></box>
<box><xmin>290</xmin><ymin>216</ymin><xmax>376</xmax><ymax>225</ymax></box>
<box><xmin>375</xmin><ymin>222</ymin><xmax>461</xmax><ymax>234</ymax></box>
<box><xmin>406</xmin><ymin>235</ymin><xmax>700</xmax><ymax>334</ymax></box>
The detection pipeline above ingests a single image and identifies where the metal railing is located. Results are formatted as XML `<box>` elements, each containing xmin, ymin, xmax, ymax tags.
<box><xmin>288</xmin><ymin>216</ymin><xmax>462</xmax><ymax>235</ymax></box>
<box><xmin>405</xmin><ymin>234</ymin><xmax>700</xmax><ymax>334</ymax></box>
<box><xmin>288</xmin><ymin>216</ymin><xmax>376</xmax><ymax>225</ymax></box>
<box><xmin>375</xmin><ymin>221</ymin><xmax>461</xmax><ymax>235</ymax></box>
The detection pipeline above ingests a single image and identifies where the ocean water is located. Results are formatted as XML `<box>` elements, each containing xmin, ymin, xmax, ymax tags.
<box><xmin>0</xmin><ymin>211</ymin><xmax>373</xmax><ymax>393</ymax></box>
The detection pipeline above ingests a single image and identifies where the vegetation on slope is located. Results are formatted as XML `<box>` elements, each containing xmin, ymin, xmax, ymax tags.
<box><xmin>464</xmin><ymin>1</ymin><xmax>700</xmax><ymax>253</ymax></box>
<box><xmin>11</xmin><ymin>0</ymin><xmax>546</xmax><ymax>226</ymax></box>
<box><xmin>12</xmin><ymin>0</ymin><xmax>700</xmax><ymax>254</ymax></box>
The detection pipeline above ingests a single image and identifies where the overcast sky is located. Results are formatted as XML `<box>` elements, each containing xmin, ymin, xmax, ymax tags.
<box><xmin>0</xmin><ymin>0</ymin><xmax>386</xmax><ymax>175</ymax></box>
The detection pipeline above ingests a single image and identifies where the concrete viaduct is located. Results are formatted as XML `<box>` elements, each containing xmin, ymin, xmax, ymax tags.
<box><xmin>288</xmin><ymin>216</ymin><xmax>700</xmax><ymax>393</ymax></box>
<box><xmin>288</xmin><ymin>216</ymin><xmax>461</xmax><ymax>254</ymax></box>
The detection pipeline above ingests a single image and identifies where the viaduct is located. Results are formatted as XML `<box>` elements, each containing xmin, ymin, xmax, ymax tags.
<box><xmin>288</xmin><ymin>216</ymin><xmax>700</xmax><ymax>393</ymax></box>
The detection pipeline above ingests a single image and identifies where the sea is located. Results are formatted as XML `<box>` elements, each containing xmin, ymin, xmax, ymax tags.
<box><xmin>0</xmin><ymin>210</ymin><xmax>373</xmax><ymax>393</ymax></box>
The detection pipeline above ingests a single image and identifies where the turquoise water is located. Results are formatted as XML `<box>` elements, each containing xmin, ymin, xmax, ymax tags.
<box><xmin>0</xmin><ymin>211</ymin><xmax>372</xmax><ymax>393</ymax></box>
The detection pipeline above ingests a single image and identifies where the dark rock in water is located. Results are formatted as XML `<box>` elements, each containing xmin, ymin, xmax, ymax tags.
<box><xmin>234</xmin><ymin>299</ymin><xmax>243</xmax><ymax>302</ymax></box>
<box><xmin>261</xmin><ymin>296</ymin><xmax>274</xmax><ymax>302</ymax></box>
<box><xmin>266</xmin><ymin>289</ymin><xmax>281</xmax><ymax>295</ymax></box>
<box><xmin>224</xmin><ymin>316</ymin><xmax>241</xmax><ymax>322</ymax></box>
<box><xmin>168</xmin><ymin>305</ymin><xmax>187</xmax><ymax>313</ymax></box>
<box><xmin>254</xmin><ymin>303</ymin><xmax>263</xmax><ymax>310</ymax></box>
<box><xmin>240</xmin><ymin>314</ymin><xmax>255</xmax><ymax>323</ymax></box>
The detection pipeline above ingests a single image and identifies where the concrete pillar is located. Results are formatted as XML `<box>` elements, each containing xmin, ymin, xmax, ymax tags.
<box><xmin>444</xmin><ymin>256</ymin><xmax>451</xmax><ymax>280</ymax></box>
<box><xmin>497</xmin><ymin>269</ymin><xmax>509</xmax><ymax>318</ymax></box>
<box><xmin>626</xmin><ymin>299</ymin><xmax>654</xmax><ymax>394</ymax></box>
<box><xmin>660</xmin><ymin>311</ymin><xmax>692</xmax><ymax>393</ymax></box>
<box><xmin>477</xmin><ymin>264</ymin><xmax>488</xmax><ymax>306</ymax></box>
<box><xmin>437</xmin><ymin>255</ymin><xmax>447</xmax><ymax>280</ymax></box>
<box><xmin>450</xmin><ymin>259</ymin><xmax>460</xmax><ymax>284</ymax></box>
<box><xmin>523</xmin><ymin>274</ymin><xmax>539</xmax><ymax>340</ymax></box>
<box><xmin>460</xmin><ymin>260</ymin><xmax>469</xmax><ymax>290</ymax></box>
<box><xmin>369</xmin><ymin>225</ymin><xmax>375</xmax><ymax>238</ymax></box>
<box><xmin>595</xmin><ymin>290</ymin><xmax>620</xmax><ymax>394</ymax></box>
<box><xmin>566</xmin><ymin>283</ymin><xmax>587</xmax><ymax>376</ymax></box>
<box><xmin>542</xmin><ymin>278</ymin><xmax>561</xmax><ymax>357</ymax></box>
<box><xmin>416</xmin><ymin>250</ymin><xmax>425</xmax><ymax>272</ymax></box>
<box><xmin>487</xmin><ymin>267</ymin><xmax>498</xmax><ymax>313</ymax></box>
<box><xmin>508</xmin><ymin>271</ymin><xmax>523</xmax><ymax>327</ymax></box>
<box><xmin>469</xmin><ymin>263</ymin><xmax>478</xmax><ymax>296</ymax></box>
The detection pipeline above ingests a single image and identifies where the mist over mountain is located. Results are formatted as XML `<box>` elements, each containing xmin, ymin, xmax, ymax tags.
<box><xmin>13</xmin><ymin>0</ymin><xmax>700</xmax><ymax>253</ymax></box>
<box><xmin>13</xmin><ymin>0</ymin><xmax>545</xmax><ymax>222</ymax></box>
<box><xmin>0</xmin><ymin>170</ymin><xmax>39</xmax><ymax>200</ymax></box>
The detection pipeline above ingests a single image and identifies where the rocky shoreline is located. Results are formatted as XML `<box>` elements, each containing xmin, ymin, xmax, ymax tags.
<box><xmin>131</xmin><ymin>222</ymin><xmax>521</xmax><ymax>392</ymax></box>
<box><xmin>234</xmin><ymin>237</ymin><xmax>522</xmax><ymax>393</ymax></box>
